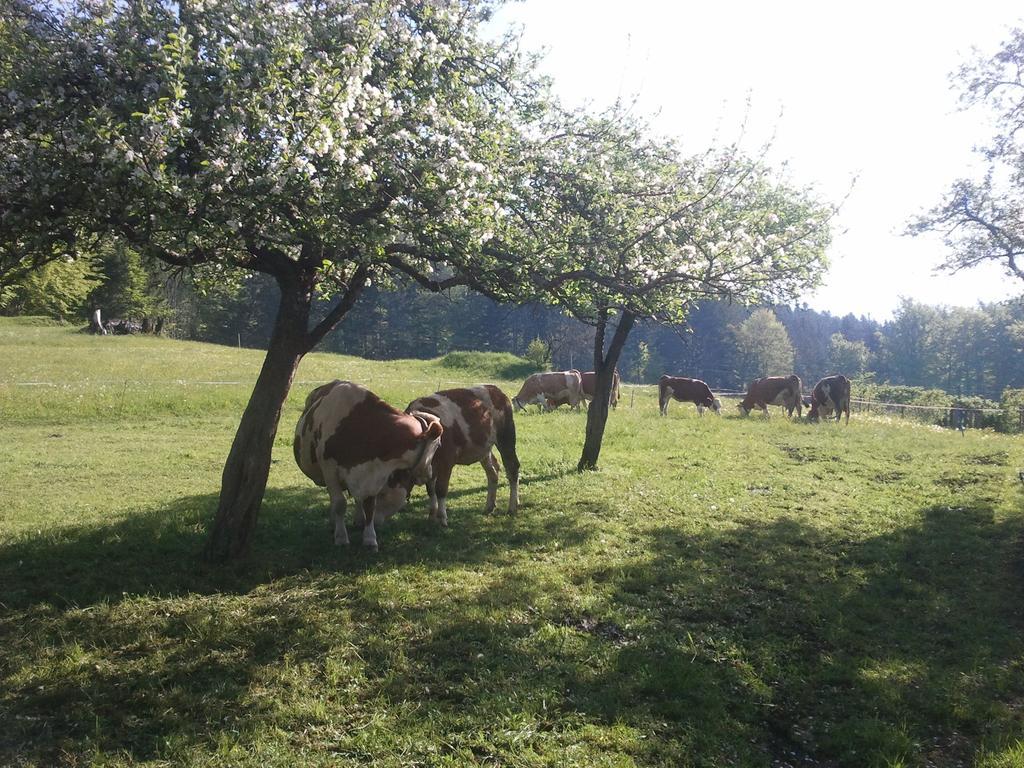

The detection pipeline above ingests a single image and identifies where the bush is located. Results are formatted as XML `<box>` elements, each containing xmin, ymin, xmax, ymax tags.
<box><xmin>999</xmin><ymin>388</ymin><xmax>1024</xmax><ymax>433</ymax></box>
<box><xmin>439</xmin><ymin>351</ymin><xmax>537</xmax><ymax>380</ymax></box>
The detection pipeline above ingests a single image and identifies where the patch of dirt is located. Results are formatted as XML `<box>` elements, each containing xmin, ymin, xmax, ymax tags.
<box><xmin>964</xmin><ymin>451</ymin><xmax>1009</xmax><ymax>466</ymax></box>
<box><xmin>559</xmin><ymin>615</ymin><xmax>637</xmax><ymax>646</ymax></box>
<box><xmin>777</xmin><ymin>445</ymin><xmax>841</xmax><ymax>464</ymax></box>
<box><xmin>936</xmin><ymin>471</ymin><xmax>987</xmax><ymax>490</ymax></box>
<box><xmin>873</xmin><ymin>471</ymin><xmax>906</xmax><ymax>483</ymax></box>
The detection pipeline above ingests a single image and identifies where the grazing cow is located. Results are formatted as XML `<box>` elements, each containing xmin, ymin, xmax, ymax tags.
<box><xmin>294</xmin><ymin>380</ymin><xmax>443</xmax><ymax>551</ymax></box>
<box><xmin>406</xmin><ymin>385</ymin><xmax>520</xmax><ymax>526</ymax></box>
<box><xmin>546</xmin><ymin>370</ymin><xmax>621</xmax><ymax>410</ymax></box>
<box><xmin>513</xmin><ymin>370</ymin><xmax>584</xmax><ymax>412</ymax></box>
<box><xmin>658</xmin><ymin>375</ymin><xmax>722</xmax><ymax>416</ymax></box>
<box><xmin>808</xmin><ymin>374</ymin><xmax>851</xmax><ymax>424</ymax></box>
<box><xmin>737</xmin><ymin>374</ymin><xmax>803</xmax><ymax>418</ymax></box>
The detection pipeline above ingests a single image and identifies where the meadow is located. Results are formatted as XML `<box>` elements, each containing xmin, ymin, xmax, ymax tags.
<box><xmin>1</xmin><ymin>317</ymin><xmax>1023</xmax><ymax>767</ymax></box>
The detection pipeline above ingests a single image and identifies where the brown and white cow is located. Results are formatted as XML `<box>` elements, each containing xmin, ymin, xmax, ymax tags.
<box><xmin>406</xmin><ymin>385</ymin><xmax>520</xmax><ymax>526</ymax></box>
<box><xmin>294</xmin><ymin>380</ymin><xmax>443</xmax><ymax>551</ymax></box>
<box><xmin>808</xmin><ymin>374</ymin><xmax>851</xmax><ymax>424</ymax></box>
<box><xmin>513</xmin><ymin>370</ymin><xmax>584</xmax><ymax>412</ymax></box>
<box><xmin>658</xmin><ymin>375</ymin><xmax>722</xmax><ymax>416</ymax></box>
<box><xmin>546</xmin><ymin>370</ymin><xmax>621</xmax><ymax>410</ymax></box>
<box><xmin>737</xmin><ymin>374</ymin><xmax>803</xmax><ymax>418</ymax></box>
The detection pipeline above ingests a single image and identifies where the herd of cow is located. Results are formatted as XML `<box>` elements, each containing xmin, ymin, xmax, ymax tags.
<box><xmin>293</xmin><ymin>371</ymin><xmax>851</xmax><ymax>550</ymax></box>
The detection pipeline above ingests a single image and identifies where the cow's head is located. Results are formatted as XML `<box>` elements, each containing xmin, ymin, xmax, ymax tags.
<box><xmin>711</xmin><ymin>397</ymin><xmax>723</xmax><ymax>414</ymax></box>
<box><xmin>737</xmin><ymin>401</ymin><xmax>751</xmax><ymax>416</ymax></box>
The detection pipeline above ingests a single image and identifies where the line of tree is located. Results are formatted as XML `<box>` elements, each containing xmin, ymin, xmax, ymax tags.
<box><xmin>5</xmin><ymin>248</ymin><xmax>1022</xmax><ymax>403</ymax></box>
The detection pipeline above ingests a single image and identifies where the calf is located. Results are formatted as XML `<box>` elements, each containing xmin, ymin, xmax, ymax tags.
<box><xmin>293</xmin><ymin>380</ymin><xmax>443</xmax><ymax>551</ymax></box>
<box><xmin>808</xmin><ymin>374</ymin><xmax>851</xmax><ymax>424</ymax></box>
<box><xmin>406</xmin><ymin>385</ymin><xmax>520</xmax><ymax>526</ymax></box>
<box><xmin>514</xmin><ymin>370</ymin><xmax>584</xmax><ymax>412</ymax></box>
<box><xmin>546</xmin><ymin>370</ymin><xmax>621</xmax><ymax>410</ymax></box>
<box><xmin>737</xmin><ymin>374</ymin><xmax>803</xmax><ymax>418</ymax></box>
<box><xmin>658</xmin><ymin>375</ymin><xmax>721</xmax><ymax>416</ymax></box>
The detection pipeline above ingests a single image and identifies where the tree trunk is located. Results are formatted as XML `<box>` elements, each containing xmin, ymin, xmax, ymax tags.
<box><xmin>578</xmin><ymin>310</ymin><xmax>636</xmax><ymax>471</ymax></box>
<box><xmin>202</xmin><ymin>273</ymin><xmax>312</xmax><ymax>562</ymax></box>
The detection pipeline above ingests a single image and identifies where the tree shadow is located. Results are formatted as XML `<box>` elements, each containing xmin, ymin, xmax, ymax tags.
<box><xmin>0</xmin><ymin>484</ymin><xmax>597</xmax><ymax>765</ymax></box>
<box><xmin>325</xmin><ymin>504</ymin><xmax>1024</xmax><ymax>765</ymax></box>
<box><xmin>3</xmin><ymin>489</ymin><xmax>1021</xmax><ymax>766</ymax></box>
<box><xmin>556</xmin><ymin>506</ymin><xmax>1024</xmax><ymax>765</ymax></box>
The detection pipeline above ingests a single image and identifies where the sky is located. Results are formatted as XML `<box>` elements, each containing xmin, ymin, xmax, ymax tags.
<box><xmin>491</xmin><ymin>0</ymin><xmax>1023</xmax><ymax>321</ymax></box>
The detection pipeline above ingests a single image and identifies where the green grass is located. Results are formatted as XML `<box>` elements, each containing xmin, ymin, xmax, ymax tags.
<box><xmin>1</xmin><ymin>318</ymin><xmax>1023</xmax><ymax>767</ymax></box>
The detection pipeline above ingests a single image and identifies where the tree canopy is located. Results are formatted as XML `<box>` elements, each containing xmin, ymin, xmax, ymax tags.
<box><xmin>910</xmin><ymin>26</ymin><xmax>1024</xmax><ymax>284</ymax></box>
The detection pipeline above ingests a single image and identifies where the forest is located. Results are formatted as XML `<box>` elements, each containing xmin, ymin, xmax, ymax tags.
<box><xmin>3</xmin><ymin>241</ymin><xmax>1022</xmax><ymax>405</ymax></box>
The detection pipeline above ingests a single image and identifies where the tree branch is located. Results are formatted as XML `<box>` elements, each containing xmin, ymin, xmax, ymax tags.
<box><xmin>304</xmin><ymin>263</ymin><xmax>371</xmax><ymax>352</ymax></box>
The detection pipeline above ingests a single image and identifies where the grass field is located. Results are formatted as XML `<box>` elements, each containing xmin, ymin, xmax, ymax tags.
<box><xmin>1</xmin><ymin>317</ymin><xmax>1023</xmax><ymax>767</ymax></box>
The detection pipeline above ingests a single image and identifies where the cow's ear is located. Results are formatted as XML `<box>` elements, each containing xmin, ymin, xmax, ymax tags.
<box><xmin>413</xmin><ymin>415</ymin><xmax>443</xmax><ymax>442</ymax></box>
<box><xmin>423</xmin><ymin>420</ymin><xmax>443</xmax><ymax>441</ymax></box>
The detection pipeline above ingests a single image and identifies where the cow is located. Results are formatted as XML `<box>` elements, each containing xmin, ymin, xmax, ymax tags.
<box><xmin>513</xmin><ymin>370</ymin><xmax>584</xmax><ymax>412</ymax></box>
<box><xmin>406</xmin><ymin>385</ymin><xmax>520</xmax><ymax>526</ymax></box>
<box><xmin>546</xmin><ymin>370</ymin><xmax>621</xmax><ymax>410</ymax></box>
<box><xmin>737</xmin><ymin>374</ymin><xmax>803</xmax><ymax>418</ymax></box>
<box><xmin>658</xmin><ymin>375</ymin><xmax>722</xmax><ymax>416</ymax></box>
<box><xmin>293</xmin><ymin>380</ymin><xmax>443</xmax><ymax>551</ymax></box>
<box><xmin>808</xmin><ymin>374</ymin><xmax>851</xmax><ymax>424</ymax></box>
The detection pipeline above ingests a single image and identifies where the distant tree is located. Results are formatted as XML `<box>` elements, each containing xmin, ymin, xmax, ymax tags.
<box><xmin>0</xmin><ymin>255</ymin><xmax>101</xmax><ymax>320</ymax></box>
<box><xmin>732</xmin><ymin>309</ymin><xmax>796</xmax><ymax>383</ymax></box>
<box><xmin>525</xmin><ymin>337</ymin><xmax>551</xmax><ymax>369</ymax></box>
<box><xmin>544</xmin><ymin>312</ymin><xmax>594</xmax><ymax>371</ymax></box>
<box><xmin>633</xmin><ymin>340</ymin><xmax>653</xmax><ymax>384</ymax></box>
<box><xmin>880</xmin><ymin>299</ymin><xmax>937</xmax><ymax>387</ymax></box>
<box><xmin>827</xmin><ymin>332</ymin><xmax>870</xmax><ymax>378</ymax></box>
<box><xmin>909</xmin><ymin>27</ymin><xmax>1024</xmax><ymax>285</ymax></box>
<box><xmin>89</xmin><ymin>241</ymin><xmax>169</xmax><ymax>330</ymax></box>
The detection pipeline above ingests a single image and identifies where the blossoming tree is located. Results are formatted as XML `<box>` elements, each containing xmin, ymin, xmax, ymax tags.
<box><xmin>487</xmin><ymin>109</ymin><xmax>834</xmax><ymax>469</ymax></box>
<box><xmin>1</xmin><ymin>0</ymin><xmax>557</xmax><ymax>560</ymax></box>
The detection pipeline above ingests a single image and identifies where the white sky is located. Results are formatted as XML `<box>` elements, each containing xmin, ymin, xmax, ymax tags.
<box><xmin>492</xmin><ymin>0</ymin><xmax>1024</xmax><ymax>321</ymax></box>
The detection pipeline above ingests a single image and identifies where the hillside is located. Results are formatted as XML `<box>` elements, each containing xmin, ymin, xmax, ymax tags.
<box><xmin>1</xmin><ymin>319</ymin><xmax>1023</xmax><ymax>767</ymax></box>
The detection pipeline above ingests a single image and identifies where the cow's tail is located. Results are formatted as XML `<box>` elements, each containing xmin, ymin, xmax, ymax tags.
<box><xmin>487</xmin><ymin>386</ymin><xmax>521</xmax><ymax>484</ymax></box>
<box><xmin>788</xmin><ymin>374</ymin><xmax>803</xmax><ymax>417</ymax></box>
<box><xmin>658</xmin><ymin>375</ymin><xmax>670</xmax><ymax>415</ymax></box>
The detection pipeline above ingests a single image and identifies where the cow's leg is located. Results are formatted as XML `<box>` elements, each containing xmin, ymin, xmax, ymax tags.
<box><xmin>761</xmin><ymin>405</ymin><xmax>769</xmax><ymax>418</ymax></box>
<box><xmin>431</xmin><ymin>463</ymin><xmax>455</xmax><ymax>526</ymax></box>
<box><xmin>697</xmin><ymin>403</ymin><xmax>705</xmax><ymax>417</ymax></box>
<box><xmin>360</xmin><ymin>495</ymin><xmax>379</xmax><ymax>551</ymax></box>
<box><xmin>495</xmin><ymin>417</ymin><xmax>520</xmax><ymax>516</ymax></box>
<box><xmin>426</xmin><ymin>476</ymin><xmax>440</xmax><ymax>521</ymax></box>
<box><xmin>482</xmin><ymin>452</ymin><xmax>500</xmax><ymax>514</ymax></box>
<box><xmin>325</xmin><ymin>475</ymin><xmax>349</xmax><ymax>545</ymax></box>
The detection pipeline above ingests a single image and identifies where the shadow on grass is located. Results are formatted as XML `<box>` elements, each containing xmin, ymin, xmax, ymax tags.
<box><xmin>0</xmin><ymin>479</ymin><xmax>596</xmax><ymax>764</ymax></box>
<box><xmin>2</xmin><ymin>490</ymin><xmax>1022</xmax><ymax>766</ymax></box>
